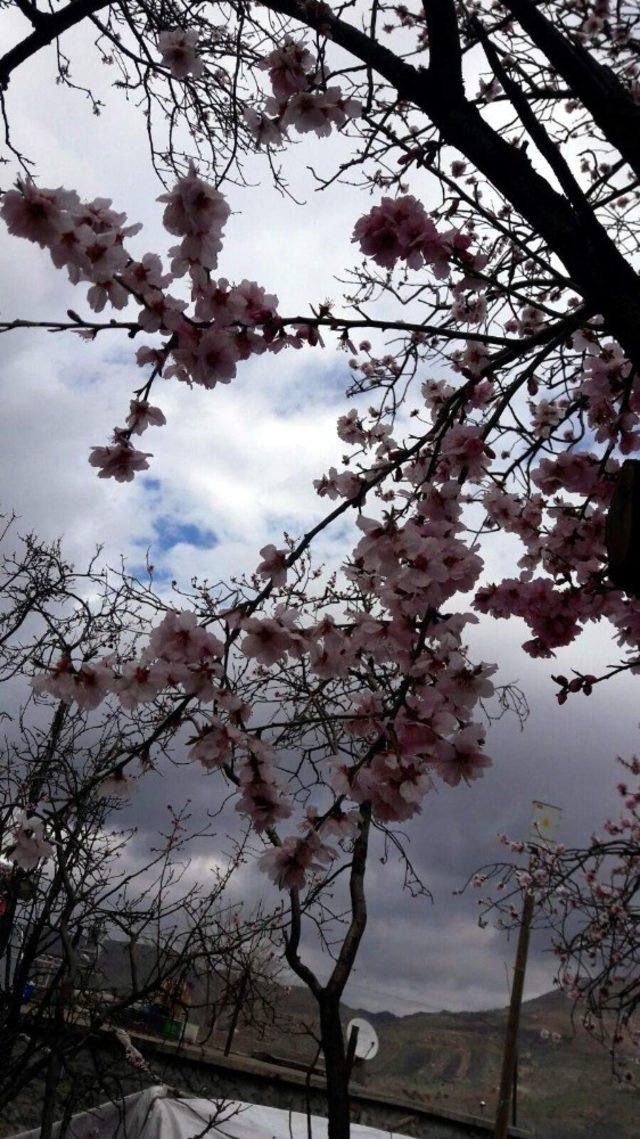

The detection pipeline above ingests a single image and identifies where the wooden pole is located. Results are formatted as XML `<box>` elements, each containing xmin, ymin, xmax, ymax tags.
<box><xmin>512</xmin><ymin>1050</ymin><xmax>518</xmax><ymax>1128</ymax></box>
<box><xmin>224</xmin><ymin>966</ymin><xmax>249</xmax><ymax>1056</ymax></box>
<box><xmin>493</xmin><ymin>888</ymin><xmax>534</xmax><ymax>1139</ymax></box>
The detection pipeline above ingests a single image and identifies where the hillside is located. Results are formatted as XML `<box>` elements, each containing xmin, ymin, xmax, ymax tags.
<box><xmin>229</xmin><ymin>987</ymin><xmax>637</xmax><ymax>1139</ymax></box>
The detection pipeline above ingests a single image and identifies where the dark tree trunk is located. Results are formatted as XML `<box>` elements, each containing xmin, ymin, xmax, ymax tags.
<box><xmin>284</xmin><ymin>809</ymin><xmax>371</xmax><ymax>1139</ymax></box>
<box><xmin>318</xmin><ymin>993</ymin><xmax>351</xmax><ymax>1139</ymax></box>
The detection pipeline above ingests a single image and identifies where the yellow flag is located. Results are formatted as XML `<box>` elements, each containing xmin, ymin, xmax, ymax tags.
<box><xmin>530</xmin><ymin>800</ymin><xmax>562</xmax><ymax>846</ymax></box>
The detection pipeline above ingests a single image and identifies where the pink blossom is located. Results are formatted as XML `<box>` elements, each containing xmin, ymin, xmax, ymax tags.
<box><xmin>236</xmin><ymin>744</ymin><xmax>292</xmax><ymax>831</ymax></box>
<box><xmin>169</xmin><ymin>231</ymin><xmax>226</xmax><ymax>275</ymax></box>
<box><xmin>159</xmin><ymin>167</ymin><xmax>230</xmax><ymax>242</ymax></box>
<box><xmin>530</xmin><ymin>398</ymin><xmax>565</xmax><ymax>438</ymax></box>
<box><xmin>86</xmin><ymin>279</ymin><xmax>129</xmax><ymax>313</ymax></box>
<box><xmin>302</xmin><ymin>805</ymin><xmax>360</xmax><ymax>843</ymax></box>
<box><xmin>32</xmin><ymin>655</ymin><xmax>76</xmax><ymax>703</ymax></box>
<box><xmin>417</xmin><ymin>480</ymin><xmax>462</xmax><ymax>526</ymax></box>
<box><xmin>510</xmin><ymin>305</ymin><xmax>545</xmax><ymax>337</ymax></box>
<box><xmin>89</xmin><ymin>441</ymin><xmax>152</xmax><ymax>482</ymax></box>
<box><xmin>313</xmin><ymin>467</ymin><xmax>363</xmax><ymax>500</ymax></box>
<box><xmin>337</xmin><ymin>409</ymin><xmax>367</xmax><ymax>445</ymax></box>
<box><xmin>121</xmin><ymin>253</ymin><xmax>171</xmax><ymax>294</ymax></box>
<box><xmin>34</xmin><ymin>656</ymin><xmax>114</xmax><ymax>710</ymax></box>
<box><xmin>259</xmin><ymin>39</ymin><xmax>316</xmax><ymax>101</ymax></box>
<box><xmin>233</xmin><ymin>279</ymin><xmax>279</xmax><ymax>326</ymax></box>
<box><xmin>146</xmin><ymin>610</ymin><xmax>223</xmax><ymax>666</ymax></box>
<box><xmin>437</xmin><ymin>659</ymin><xmax>497</xmax><ymax>713</ymax></box>
<box><xmin>136</xmin><ymin>345</ymin><xmax>166</xmax><ymax>372</ymax></box>
<box><xmin>72</xmin><ymin>196</ymin><xmax>137</xmax><ymax>236</ymax></box>
<box><xmin>282</xmin><ymin>89</ymin><xmax>361</xmax><ymax>137</ymax></box>
<box><xmin>421</xmin><ymin>378</ymin><xmax>456</xmax><ymax>416</ymax></box>
<box><xmin>241</xmin><ymin>616</ymin><xmax>295</xmax><ymax>666</ymax></box>
<box><xmin>126</xmin><ymin>400</ymin><xmax>166</xmax><ymax>435</ymax></box>
<box><xmin>115</xmin><ymin>662</ymin><xmax>167</xmax><ymax>708</ymax></box>
<box><xmin>258</xmin><ymin>830</ymin><xmax>336</xmax><ymax>891</ymax></box>
<box><xmin>450</xmin><ymin>341</ymin><xmax>491</xmax><ymax>376</ymax></box>
<box><xmin>432</xmin><ymin>726</ymin><xmax>492</xmax><ymax>786</ymax></box>
<box><xmin>353</xmin><ymin>751</ymin><xmax>432</xmax><ymax>823</ymax></box>
<box><xmin>256</xmin><ymin>544</ymin><xmax>288</xmax><ymax>587</ymax></box>
<box><xmin>483</xmin><ymin>487</ymin><xmax>523</xmax><ymax>530</ymax></box>
<box><xmin>70</xmin><ymin>660</ymin><xmax>116</xmax><ymax>710</ymax></box>
<box><xmin>344</xmin><ymin>690</ymin><xmax>385</xmax><ymax>738</ymax></box>
<box><xmin>353</xmin><ymin>196</ymin><xmax>463</xmax><ymax>273</ymax></box>
<box><xmin>243</xmin><ymin>108</ymin><xmax>287</xmax><ymax>147</ymax></box>
<box><xmin>182</xmin><ymin>657</ymin><xmax>223</xmax><ymax>702</ymax></box>
<box><xmin>451</xmin><ymin>293</ymin><xmax>487</xmax><ymax>325</ymax></box>
<box><xmin>190</xmin><ymin>328</ymin><xmax>239</xmax><ymax>387</ymax></box>
<box><xmin>308</xmin><ymin>617</ymin><xmax>353</xmax><ymax>679</ymax></box>
<box><xmin>438</xmin><ymin>424</ymin><xmax>489</xmax><ymax>481</ymax></box>
<box><xmin>83</xmin><ymin>229</ymin><xmax>129</xmax><ymax>279</ymax></box>
<box><xmin>394</xmin><ymin>692</ymin><xmax>455</xmax><ymax>754</ymax></box>
<box><xmin>158</xmin><ymin>30</ymin><xmax>203</xmax><ymax>80</ymax></box>
<box><xmin>193</xmin><ymin>277</ymin><xmax>235</xmax><ymax>324</ymax></box>
<box><xmin>7</xmin><ymin>810</ymin><xmax>54</xmax><ymax>869</ymax></box>
<box><xmin>474</xmin><ymin>577</ymin><xmax>582</xmax><ymax>654</ymax></box>
<box><xmin>393</xmin><ymin>714</ymin><xmax>439</xmax><ymax>759</ymax></box>
<box><xmin>1</xmin><ymin>180</ymin><xmax>80</xmax><ymax>247</ymax></box>
<box><xmin>287</xmin><ymin>321</ymin><xmax>325</xmax><ymax>348</ymax></box>
<box><xmin>353</xmin><ymin>195</ymin><xmax>437</xmax><ymax>271</ymax></box>
<box><xmin>190</xmin><ymin>719</ymin><xmax>241</xmax><ymax>769</ymax></box>
<box><xmin>532</xmin><ymin>452</ymin><xmax>616</xmax><ymax>502</ymax></box>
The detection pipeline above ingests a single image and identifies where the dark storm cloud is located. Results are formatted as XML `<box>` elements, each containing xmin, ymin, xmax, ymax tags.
<box><xmin>111</xmin><ymin>619</ymin><xmax>636</xmax><ymax>1018</ymax></box>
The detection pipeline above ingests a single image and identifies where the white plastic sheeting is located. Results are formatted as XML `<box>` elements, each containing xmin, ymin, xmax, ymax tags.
<box><xmin>8</xmin><ymin>1087</ymin><xmax>399</xmax><ymax>1139</ymax></box>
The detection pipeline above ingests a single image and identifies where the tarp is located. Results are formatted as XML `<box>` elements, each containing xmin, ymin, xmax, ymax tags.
<box><xmin>8</xmin><ymin>1087</ymin><xmax>400</xmax><ymax>1139</ymax></box>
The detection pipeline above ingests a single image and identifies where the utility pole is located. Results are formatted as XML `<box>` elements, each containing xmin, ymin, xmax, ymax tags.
<box><xmin>224</xmin><ymin>964</ymin><xmax>250</xmax><ymax>1056</ymax></box>
<box><xmin>493</xmin><ymin>887</ymin><xmax>534</xmax><ymax>1139</ymax></box>
<box><xmin>493</xmin><ymin>801</ymin><xmax>561</xmax><ymax>1139</ymax></box>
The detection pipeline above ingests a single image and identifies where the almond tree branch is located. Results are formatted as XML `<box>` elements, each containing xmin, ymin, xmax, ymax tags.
<box><xmin>0</xmin><ymin>0</ymin><xmax>111</xmax><ymax>89</ymax></box>
<box><xmin>501</xmin><ymin>0</ymin><xmax>640</xmax><ymax>180</ymax></box>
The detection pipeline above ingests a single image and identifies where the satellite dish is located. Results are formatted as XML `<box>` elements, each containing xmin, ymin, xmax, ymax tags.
<box><xmin>346</xmin><ymin>1017</ymin><xmax>379</xmax><ymax>1061</ymax></box>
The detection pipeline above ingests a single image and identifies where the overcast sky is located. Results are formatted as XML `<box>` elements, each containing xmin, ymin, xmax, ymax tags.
<box><xmin>1</xmin><ymin>9</ymin><xmax>637</xmax><ymax>1019</ymax></box>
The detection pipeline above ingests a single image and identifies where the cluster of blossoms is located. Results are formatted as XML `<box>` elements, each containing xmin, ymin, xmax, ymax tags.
<box><xmin>30</xmin><ymin>420</ymin><xmax>501</xmax><ymax>887</ymax></box>
<box><xmin>574</xmin><ymin>341</ymin><xmax>639</xmax><ymax>454</ymax></box>
<box><xmin>244</xmin><ymin>38</ymin><xmax>361</xmax><ymax>143</ymax></box>
<box><xmin>31</xmin><ymin>583</ymin><xmax>495</xmax><ymax>889</ymax></box>
<box><xmin>475</xmin><ymin>434</ymin><xmax>640</xmax><ymax>658</ymax></box>
<box><xmin>259</xmin><ymin>825</ymin><xmax>338</xmax><ymax>891</ymax></box>
<box><xmin>351</xmin><ymin>194</ymin><xmax>485</xmax><ymax>279</ymax></box>
<box><xmin>1</xmin><ymin>168</ymin><xmax>323</xmax><ymax>482</ymax></box>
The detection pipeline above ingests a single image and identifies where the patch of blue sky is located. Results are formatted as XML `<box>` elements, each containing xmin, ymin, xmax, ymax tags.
<box><xmin>270</xmin><ymin>358</ymin><xmax>356</xmax><ymax>417</ymax></box>
<box><xmin>140</xmin><ymin>476</ymin><xmax>162</xmax><ymax>494</ymax></box>
<box><xmin>130</xmin><ymin>513</ymin><xmax>219</xmax><ymax>578</ymax></box>
<box><xmin>69</xmin><ymin>343</ymin><xmax>136</xmax><ymax>388</ymax></box>
<box><xmin>101</xmin><ymin>342</ymin><xmax>137</xmax><ymax>366</ymax></box>
<box><xmin>151</xmin><ymin>515</ymin><xmax>219</xmax><ymax>553</ymax></box>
